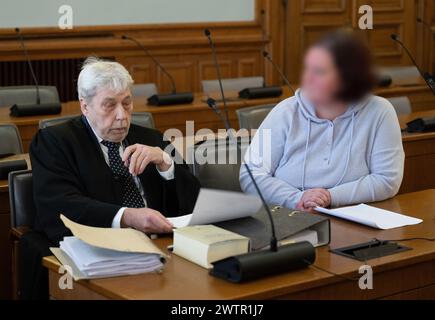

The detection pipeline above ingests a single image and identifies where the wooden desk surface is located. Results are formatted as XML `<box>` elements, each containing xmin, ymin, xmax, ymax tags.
<box><xmin>1</xmin><ymin>84</ymin><xmax>434</xmax><ymax>152</ymax></box>
<box><xmin>43</xmin><ymin>190</ymin><xmax>435</xmax><ymax>300</ymax></box>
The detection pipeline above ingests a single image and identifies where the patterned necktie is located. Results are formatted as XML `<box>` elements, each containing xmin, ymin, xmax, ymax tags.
<box><xmin>101</xmin><ymin>140</ymin><xmax>145</xmax><ymax>208</ymax></box>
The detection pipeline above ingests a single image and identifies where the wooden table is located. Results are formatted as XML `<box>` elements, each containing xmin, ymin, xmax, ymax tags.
<box><xmin>1</xmin><ymin>84</ymin><xmax>434</xmax><ymax>152</ymax></box>
<box><xmin>43</xmin><ymin>189</ymin><xmax>435</xmax><ymax>300</ymax></box>
<box><xmin>0</xmin><ymin>153</ymin><xmax>30</xmax><ymax>299</ymax></box>
<box><xmin>398</xmin><ymin>110</ymin><xmax>435</xmax><ymax>193</ymax></box>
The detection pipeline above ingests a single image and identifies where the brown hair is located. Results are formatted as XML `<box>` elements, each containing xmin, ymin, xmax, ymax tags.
<box><xmin>313</xmin><ymin>31</ymin><xmax>375</xmax><ymax>102</ymax></box>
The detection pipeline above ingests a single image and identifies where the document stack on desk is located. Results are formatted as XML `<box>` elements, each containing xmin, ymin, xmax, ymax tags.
<box><xmin>50</xmin><ymin>215</ymin><xmax>166</xmax><ymax>280</ymax></box>
<box><xmin>315</xmin><ymin>204</ymin><xmax>422</xmax><ymax>229</ymax></box>
<box><xmin>57</xmin><ymin>236</ymin><xmax>164</xmax><ymax>279</ymax></box>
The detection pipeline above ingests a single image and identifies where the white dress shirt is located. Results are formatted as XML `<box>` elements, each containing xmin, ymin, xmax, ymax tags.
<box><xmin>87</xmin><ymin>121</ymin><xmax>175</xmax><ymax>228</ymax></box>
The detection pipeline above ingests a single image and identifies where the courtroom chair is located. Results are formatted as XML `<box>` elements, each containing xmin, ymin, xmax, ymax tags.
<box><xmin>188</xmin><ymin>136</ymin><xmax>251</xmax><ymax>192</ymax></box>
<box><xmin>39</xmin><ymin>112</ymin><xmax>155</xmax><ymax>129</ymax></box>
<box><xmin>201</xmin><ymin>76</ymin><xmax>264</xmax><ymax>94</ymax></box>
<box><xmin>0</xmin><ymin>86</ymin><xmax>60</xmax><ymax>107</ymax></box>
<box><xmin>0</xmin><ymin>124</ymin><xmax>23</xmax><ymax>156</ymax></box>
<box><xmin>131</xmin><ymin>83</ymin><xmax>158</xmax><ymax>98</ymax></box>
<box><xmin>378</xmin><ymin>66</ymin><xmax>422</xmax><ymax>87</ymax></box>
<box><xmin>387</xmin><ymin>96</ymin><xmax>412</xmax><ymax>115</ymax></box>
<box><xmin>236</xmin><ymin>104</ymin><xmax>275</xmax><ymax>130</ymax></box>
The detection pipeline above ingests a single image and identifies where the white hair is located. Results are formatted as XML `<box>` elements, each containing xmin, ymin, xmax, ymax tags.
<box><xmin>77</xmin><ymin>57</ymin><xmax>134</xmax><ymax>102</ymax></box>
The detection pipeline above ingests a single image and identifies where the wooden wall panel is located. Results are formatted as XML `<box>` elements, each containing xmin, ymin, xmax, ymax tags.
<box><xmin>283</xmin><ymin>0</ymin><xmax>426</xmax><ymax>83</ymax></box>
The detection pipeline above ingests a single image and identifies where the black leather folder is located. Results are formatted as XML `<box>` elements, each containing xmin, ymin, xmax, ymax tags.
<box><xmin>216</xmin><ymin>206</ymin><xmax>330</xmax><ymax>251</ymax></box>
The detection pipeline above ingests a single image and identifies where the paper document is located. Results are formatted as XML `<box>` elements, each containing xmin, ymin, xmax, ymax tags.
<box><xmin>60</xmin><ymin>215</ymin><xmax>165</xmax><ymax>256</ymax></box>
<box><xmin>168</xmin><ymin>189</ymin><xmax>263</xmax><ymax>228</ymax></box>
<box><xmin>315</xmin><ymin>204</ymin><xmax>422</xmax><ymax>230</ymax></box>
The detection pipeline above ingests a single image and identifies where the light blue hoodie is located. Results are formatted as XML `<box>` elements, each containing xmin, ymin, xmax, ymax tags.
<box><xmin>240</xmin><ymin>89</ymin><xmax>405</xmax><ymax>208</ymax></box>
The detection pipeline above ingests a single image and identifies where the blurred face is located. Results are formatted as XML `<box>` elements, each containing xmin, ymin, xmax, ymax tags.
<box><xmin>80</xmin><ymin>87</ymin><xmax>133</xmax><ymax>142</ymax></box>
<box><xmin>301</xmin><ymin>47</ymin><xmax>342</xmax><ymax>106</ymax></box>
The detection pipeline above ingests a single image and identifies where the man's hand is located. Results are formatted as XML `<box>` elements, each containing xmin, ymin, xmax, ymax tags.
<box><xmin>121</xmin><ymin>207</ymin><xmax>173</xmax><ymax>233</ymax></box>
<box><xmin>121</xmin><ymin>144</ymin><xmax>172</xmax><ymax>176</ymax></box>
<box><xmin>296</xmin><ymin>188</ymin><xmax>331</xmax><ymax>212</ymax></box>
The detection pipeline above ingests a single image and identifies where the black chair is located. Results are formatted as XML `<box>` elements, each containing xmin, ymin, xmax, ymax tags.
<box><xmin>39</xmin><ymin>112</ymin><xmax>155</xmax><ymax>129</ymax></box>
<box><xmin>0</xmin><ymin>86</ymin><xmax>60</xmax><ymax>107</ymax></box>
<box><xmin>9</xmin><ymin>170</ymin><xmax>51</xmax><ymax>300</ymax></box>
<box><xmin>236</xmin><ymin>104</ymin><xmax>275</xmax><ymax>130</ymax></box>
<box><xmin>0</xmin><ymin>124</ymin><xmax>23</xmax><ymax>156</ymax></box>
<box><xmin>187</xmin><ymin>136</ymin><xmax>251</xmax><ymax>192</ymax></box>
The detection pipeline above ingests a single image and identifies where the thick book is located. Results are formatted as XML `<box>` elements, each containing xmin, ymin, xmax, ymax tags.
<box><xmin>215</xmin><ymin>206</ymin><xmax>330</xmax><ymax>251</ymax></box>
<box><xmin>173</xmin><ymin>225</ymin><xmax>250</xmax><ymax>269</ymax></box>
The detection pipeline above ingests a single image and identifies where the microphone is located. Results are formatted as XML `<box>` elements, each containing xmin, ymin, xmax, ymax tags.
<box><xmin>9</xmin><ymin>28</ymin><xmax>62</xmax><ymax>117</ymax></box>
<box><xmin>204</xmin><ymin>52</ymin><xmax>315</xmax><ymax>282</ymax></box>
<box><xmin>263</xmin><ymin>51</ymin><xmax>296</xmax><ymax>95</ymax></box>
<box><xmin>203</xmin><ymin>29</ymin><xmax>231</xmax><ymax>124</ymax></box>
<box><xmin>121</xmin><ymin>35</ymin><xmax>193</xmax><ymax>106</ymax></box>
<box><xmin>390</xmin><ymin>33</ymin><xmax>435</xmax><ymax>95</ymax></box>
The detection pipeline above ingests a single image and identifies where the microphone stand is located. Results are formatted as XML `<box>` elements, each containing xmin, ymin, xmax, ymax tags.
<box><xmin>122</xmin><ymin>35</ymin><xmax>194</xmax><ymax>106</ymax></box>
<box><xmin>204</xmin><ymin>30</ymin><xmax>315</xmax><ymax>283</ymax></box>
<box><xmin>391</xmin><ymin>34</ymin><xmax>435</xmax><ymax>95</ymax></box>
<box><xmin>9</xmin><ymin>28</ymin><xmax>61</xmax><ymax>117</ymax></box>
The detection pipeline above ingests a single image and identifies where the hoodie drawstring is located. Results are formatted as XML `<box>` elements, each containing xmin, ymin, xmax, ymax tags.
<box><xmin>301</xmin><ymin>117</ymin><xmax>311</xmax><ymax>191</ymax></box>
<box><xmin>301</xmin><ymin>112</ymin><xmax>355</xmax><ymax>191</ymax></box>
<box><xmin>334</xmin><ymin>112</ymin><xmax>355</xmax><ymax>187</ymax></box>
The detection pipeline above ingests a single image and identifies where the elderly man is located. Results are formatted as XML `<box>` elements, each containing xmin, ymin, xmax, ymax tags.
<box><xmin>30</xmin><ymin>57</ymin><xmax>200</xmax><ymax>244</ymax></box>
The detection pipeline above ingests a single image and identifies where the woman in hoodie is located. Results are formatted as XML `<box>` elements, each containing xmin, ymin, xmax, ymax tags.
<box><xmin>240</xmin><ymin>31</ymin><xmax>404</xmax><ymax>211</ymax></box>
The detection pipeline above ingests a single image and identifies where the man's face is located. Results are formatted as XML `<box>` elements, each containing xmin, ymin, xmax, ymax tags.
<box><xmin>80</xmin><ymin>88</ymin><xmax>133</xmax><ymax>142</ymax></box>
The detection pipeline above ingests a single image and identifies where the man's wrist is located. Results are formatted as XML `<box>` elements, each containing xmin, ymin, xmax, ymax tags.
<box><xmin>157</xmin><ymin>151</ymin><xmax>172</xmax><ymax>172</ymax></box>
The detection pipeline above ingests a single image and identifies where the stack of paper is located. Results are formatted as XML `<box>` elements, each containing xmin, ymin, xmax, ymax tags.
<box><xmin>50</xmin><ymin>215</ymin><xmax>166</xmax><ymax>280</ymax></box>
<box><xmin>315</xmin><ymin>204</ymin><xmax>422</xmax><ymax>230</ymax></box>
<box><xmin>57</xmin><ymin>237</ymin><xmax>164</xmax><ymax>279</ymax></box>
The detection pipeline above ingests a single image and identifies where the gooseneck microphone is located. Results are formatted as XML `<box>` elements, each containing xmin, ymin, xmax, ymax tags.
<box><xmin>121</xmin><ymin>35</ymin><xmax>193</xmax><ymax>106</ymax></box>
<box><xmin>204</xmin><ymin>29</ymin><xmax>282</xmax><ymax>101</ymax></box>
<box><xmin>206</xmin><ymin>97</ymin><xmax>278</xmax><ymax>251</ymax></box>
<box><xmin>9</xmin><ymin>28</ymin><xmax>62</xmax><ymax>117</ymax></box>
<box><xmin>391</xmin><ymin>34</ymin><xmax>435</xmax><ymax>95</ymax></box>
<box><xmin>204</xmin><ymin>32</ymin><xmax>315</xmax><ymax>282</ymax></box>
<box><xmin>16</xmin><ymin>28</ymin><xmax>40</xmax><ymax>104</ymax></box>
<box><xmin>203</xmin><ymin>29</ymin><xmax>231</xmax><ymax>124</ymax></box>
<box><xmin>263</xmin><ymin>50</ymin><xmax>296</xmax><ymax>95</ymax></box>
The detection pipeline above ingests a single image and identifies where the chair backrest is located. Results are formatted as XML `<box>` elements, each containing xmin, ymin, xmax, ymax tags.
<box><xmin>131</xmin><ymin>112</ymin><xmax>155</xmax><ymax>129</ymax></box>
<box><xmin>39</xmin><ymin>115</ymin><xmax>77</xmax><ymax>129</ymax></box>
<box><xmin>39</xmin><ymin>112</ymin><xmax>155</xmax><ymax>129</ymax></box>
<box><xmin>0</xmin><ymin>124</ymin><xmax>23</xmax><ymax>155</ymax></box>
<box><xmin>188</xmin><ymin>137</ymin><xmax>251</xmax><ymax>192</ymax></box>
<box><xmin>9</xmin><ymin>170</ymin><xmax>35</xmax><ymax>229</ymax></box>
<box><xmin>0</xmin><ymin>86</ymin><xmax>60</xmax><ymax>107</ymax></box>
<box><xmin>236</xmin><ymin>104</ymin><xmax>275</xmax><ymax>130</ymax></box>
<box><xmin>387</xmin><ymin>96</ymin><xmax>412</xmax><ymax>115</ymax></box>
<box><xmin>201</xmin><ymin>77</ymin><xmax>264</xmax><ymax>94</ymax></box>
<box><xmin>379</xmin><ymin>66</ymin><xmax>422</xmax><ymax>87</ymax></box>
<box><xmin>131</xmin><ymin>83</ymin><xmax>158</xmax><ymax>98</ymax></box>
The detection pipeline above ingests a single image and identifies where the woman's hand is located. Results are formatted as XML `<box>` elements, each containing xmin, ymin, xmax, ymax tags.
<box><xmin>296</xmin><ymin>188</ymin><xmax>331</xmax><ymax>212</ymax></box>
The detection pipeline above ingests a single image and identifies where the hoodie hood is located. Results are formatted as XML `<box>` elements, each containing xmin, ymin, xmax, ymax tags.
<box><xmin>295</xmin><ymin>88</ymin><xmax>369</xmax><ymax>123</ymax></box>
<box><xmin>295</xmin><ymin>88</ymin><xmax>370</xmax><ymax>192</ymax></box>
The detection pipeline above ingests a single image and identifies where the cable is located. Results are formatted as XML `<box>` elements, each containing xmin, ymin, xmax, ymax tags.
<box><xmin>379</xmin><ymin>237</ymin><xmax>435</xmax><ymax>242</ymax></box>
<box><xmin>303</xmin><ymin>259</ymin><xmax>360</xmax><ymax>282</ymax></box>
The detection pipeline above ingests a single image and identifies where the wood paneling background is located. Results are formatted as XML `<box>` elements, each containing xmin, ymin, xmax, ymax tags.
<box><xmin>0</xmin><ymin>0</ymin><xmax>432</xmax><ymax>98</ymax></box>
<box><xmin>283</xmin><ymin>0</ymin><xmax>433</xmax><ymax>83</ymax></box>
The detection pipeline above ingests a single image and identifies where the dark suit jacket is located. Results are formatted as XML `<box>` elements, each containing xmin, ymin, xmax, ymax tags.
<box><xmin>30</xmin><ymin>116</ymin><xmax>200</xmax><ymax>244</ymax></box>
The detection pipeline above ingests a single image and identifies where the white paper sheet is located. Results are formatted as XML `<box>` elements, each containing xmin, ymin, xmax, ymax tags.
<box><xmin>168</xmin><ymin>188</ymin><xmax>263</xmax><ymax>228</ymax></box>
<box><xmin>315</xmin><ymin>204</ymin><xmax>422</xmax><ymax>230</ymax></box>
